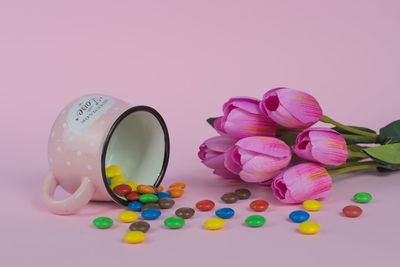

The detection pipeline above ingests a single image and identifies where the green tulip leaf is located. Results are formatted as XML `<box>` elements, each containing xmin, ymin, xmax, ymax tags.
<box><xmin>332</xmin><ymin>126</ymin><xmax>376</xmax><ymax>135</ymax></box>
<box><xmin>278</xmin><ymin>133</ymin><xmax>298</xmax><ymax>147</ymax></box>
<box><xmin>363</xmin><ymin>143</ymin><xmax>400</xmax><ymax>165</ymax></box>
<box><xmin>207</xmin><ymin>117</ymin><xmax>218</xmax><ymax>128</ymax></box>
<box><xmin>347</xmin><ymin>144</ymin><xmax>367</xmax><ymax>152</ymax></box>
<box><xmin>378</xmin><ymin>120</ymin><xmax>400</xmax><ymax>144</ymax></box>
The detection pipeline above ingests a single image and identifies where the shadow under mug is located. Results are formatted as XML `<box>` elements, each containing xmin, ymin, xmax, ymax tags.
<box><xmin>42</xmin><ymin>94</ymin><xmax>170</xmax><ymax>215</ymax></box>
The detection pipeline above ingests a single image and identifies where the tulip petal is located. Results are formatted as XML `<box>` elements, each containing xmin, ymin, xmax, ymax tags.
<box><xmin>224</xmin><ymin>147</ymin><xmax>242</xmax><ymax>174</ymax></box>
<box><xmin>309</xmin><ymin>129</ymin><xmax>348</xmax><ymax>166</ymax></box>
<box><xmin>202</xmin><ymin>136</ymin><xmax>237</xmax><ymax>153</ymax></box>
<box><xmin>223</xmin><ymin>108</ymin><xmax>276</xmax><ymax>138</ymax></box>
<box><xmin>213</xmin><ymin>168</ymin><xmax>240</xmax><ymax>179</ymax></box>
<box><xmin>236</xmin><ymin>137</ymin><xmax>292</xmax><ymax>159</ymax></box>
<box><xmin>222</xmin><ymin>97</ymin><xmax>261</xmax><ymax>115</ymax></box>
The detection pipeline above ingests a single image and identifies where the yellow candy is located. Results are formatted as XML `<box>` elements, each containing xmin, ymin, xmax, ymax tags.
<box><xmin>303</xmin><ymin>200</ymin><xmax>322</xmax><ymax>211</ymax></box>
<box><xmin>109</xmin><ymin>182</ymin><xmax>123</xmax><ymax>191</ymax></box>
<box><xmin>118</xmin><ymin>211</ymin><xmax>139</xmax><ymax>223</ymax></box>
<box><xmin>124</xmin><ymin>181</ymin><xmax>138</xmax><ymax>191</ymax></box>
<box><xmin>106</xmin><ymin>165</ymin><xmax>122</xmax><ymax>178</ymax></box>
<box><xmin>123</xmin><ymin>231</ymin><xmax>146</xmax><ymax>244</ymax></box>
<box><xmin>110</xmin><ymin>175</ymin><xmax>125</xmax><ymax>183</ymax></box>
<box><xmin>204</xmin><ymin>218</ymin><xmax>225</xmax><ymax>230</ymax></box>
<box><xmin>298</xmin><ymin>221</ymin><xmax>320</xmax><ymax>234</ymax></box>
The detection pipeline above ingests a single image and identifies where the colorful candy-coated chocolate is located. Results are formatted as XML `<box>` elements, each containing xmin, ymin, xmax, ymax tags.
<box><xmin>343</xmin><ymin>205</ymin><xmax>363</xmax><ymax>217</ymax></box>
<box><xmin>215</xmin><ymin>208</ymin><xmax>235</xmax><ymax>219</ymax></box>
<box><xmin>123</xmin><ymin>231</ymin><xmax>146</xmax><ymax>244</ymax></box>
<box><xmin>106</xmin><ymin>178</ymin><xmax>111</xmax><ymax>185</ymax></box>
<box><xmin>234</xmin><ymin>188</ymin><xmax>251</xmax><ymax>199</ymax></box>
<box><xmin>110</xmin><ymin>175</ymin><xmax>125</xmax><ymax>183</ymax></box>
<box><xmin>113</xmin><ymin>184</ymin><xmax>132</xmax><ymax>196</ymax></box>
<box><xmin>353</xmin><ymin>192</ymin><xmax>372</xmax><ymax>203</ymax></box>
<box><xmin>141</xmin><ymin>203</ymin><xmax>161</xmax><ymax>211</ymax></box>
<box><xmin>93</xmin><ymin>217</ymin><xmax>113</xmax><ymax>229</ymax></box>
<box><xmin>245</xmin><ymin>215</ymin><xmax>266</xmax><ymax>227</ymax></box>
<box><xmin>156</xmin><ymin>192</ymin><xmax>172</xmax><ymax>199</ymax></box>
<box><xmin>137</xmin><ymin>185</ymin><xmax>157</xmax><ymax>194</ymax></box>
<box><xmin>175</xmin><ymin>207</ymin><xmax>195</xmax><ymax>219</ymax></box>
<box><xmin>128</xmin><ymin>201</ymin><xmax>144</xmax><ymax>212</ymax></box>
<box><xmin>167</xmin><ymin>188</ymin><xmax>185</xmax><ymax>198</ymax></box>
<box><xmin>124</xmin><ymin>181</ymin><xmax>138</xmax><ymax>191</ymax></box>
<box><xmin>164</xmin><ymin>217</ymin><xmax>185</xmax><ymax>229</ymax></box>
<box><xmin>289</xmin><ymin>210</ymin><xmax>310</xmax><ymax>223</ymax></box>
<box><xmin>249</xmin><ymin>200</ymin><xmax>269</xmax><ymax>212</ymax></box>
<box><xmin>141</xmin><ymin>208</ymin><xmax>161</xmax><ymax>220</ymax></box>
<box><xmin>118</xmin><ymin>211</ymin><xmax>139</xmax><ymax>223</ymax></box>
<box><xmin>126</xmin><ymin>191</ymin><xmax>141</xmax><ymax>201</ymax></box>
<box><xmin>303</xmin><ymin>200</ymin><xmax>322</xmax><ymax>211</ymax></box>
<box><xmin>196</xmin><ymin>200</ymin><xmax>215</xmax><ymax>211</ymax></box>
<box><xmin>106</xmin><ymin>165</ymin><xmax>122</xmax><ymax>178</ymax></box>
<box><xmin>298</xmin><ymin>221</ymin><xmax>320</xmax><ymax>234</ymax></box>
<box><xmin>204</xmin><ymin>218</ymin><xmax>225</xmax><ymax>230</ymax></box>
<box><xmin>158</xmin><ymin>198</ymin><xmax>175</xmax><ymax>209</ymax></box>
<box><xmin>129</xmin><ymin>221</ymin><xmax>150</xmax><ymax>233</ymax></box>
<box><xmin>157</xmin><ymin>185</ymin><xmax>164</xmax><ymax>192</ymax></box>
<box><xmin>169</xmin><ymin>182</ymin><xmax>186</xmax><ymax>189</ymax></box>
<box><xmin>110</xmin><ymin>182</ymin><xmax>123</xmax><ymax>191</ymax></box>
<box><xmin>139</xmin><ymin>194</ymin><xmax>159</xmax><ymax>203</ymax></box>
<box><xmin>221</xmin><ymin>192</ymin><xmax>239</xmax><ymax>204</ymax></box>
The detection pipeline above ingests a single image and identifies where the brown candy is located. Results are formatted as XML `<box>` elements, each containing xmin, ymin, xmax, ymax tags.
<box><xmin>129</xmin><ymin>221</ymin><xmax>150</xmax><ymax>233</ymax></box>
<box><xmin>343</xmin><ymin>205</ymin><xmax>363</xmax><ymax>217</ymax></box>
<box><xmin>234</xmin><ymin>188</ymin><xmax>251</xmax><ymax>200</ymax></box>
<box><xmin>125</xmin><ymin>191</ymin><xmax>141</xmax><ymax>201</ymax></box>
<box><xmin>175</xmin><ymin>207</ymin><xmax>195</xmax><ymax>219</ymax></box>
<box><xmin>221</xmin><ymin>192</ymin><xmax>239</xmax><ymax>204</ymax></box>
<box><xmin>158</xmin><ymin>198</ymin><xmax>175</xmax><ymax>209</ymax></box>
<box><xmin>113</xmin><ymin>184</ymin><xmax>132</xmax><ymax>196</ymax></box>
<box><xmin>137</xmin><ymin>185</ymin><xmax>157</xmax><ymax>194</ymax></box>
<box><xmin>141</xmin><ymin>203</ymin><xmax>160</xmax><ymax>211</ymax></box>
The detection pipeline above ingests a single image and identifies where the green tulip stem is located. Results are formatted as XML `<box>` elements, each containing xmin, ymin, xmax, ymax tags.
<box><xmin>347</xmin><ymin>149</ymin><xmax>369</xmax><ymax>159</ymax></box>
<box><xmin>341</xmin><ymin>134</ymin><xmax>376</xmax><ymax>144</ymax></box>
<box><xmin>320</xmin><ymin>115</ymin><xmax>378</xmax><ymax>140</ymax></box>
<box><xmin>327</xmin><ymin>161</ymin><xmax>380</xmax><ymax>177</ymax></box>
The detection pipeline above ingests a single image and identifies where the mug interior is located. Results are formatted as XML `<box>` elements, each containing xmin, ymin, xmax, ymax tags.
<box><xmin>102</xmin><ymin>106</ymin><xmax>169</xmax><ymax>205</ymax></box>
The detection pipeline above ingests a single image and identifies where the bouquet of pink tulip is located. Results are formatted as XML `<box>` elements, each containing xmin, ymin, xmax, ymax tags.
<box><xmin>198</xmin><ymin>88</ymin><xmax>400</xmax><ymax>204</ymax></box>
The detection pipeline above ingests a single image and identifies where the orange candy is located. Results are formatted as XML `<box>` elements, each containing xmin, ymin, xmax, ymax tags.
<box><xmin>167</xmin><ymin>188</ymin><xmax>185</xmax><ymax>198</ymax></box>
<box><xmin>157</xmin><ymin>185</ymin><xmax>164</xmax><ymax>192</ymax></box>
<box><xmin>137</xmin><ymin>185</ymin><xmax>156</xmax><ymax>194</ymax></box>
<box><xmin>169</xmin><ymin>182</ymin><xmax>186</xmax><ymax>189</ymax></box>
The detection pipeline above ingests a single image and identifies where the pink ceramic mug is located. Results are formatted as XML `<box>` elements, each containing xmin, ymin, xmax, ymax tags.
<box><xmin>43</xmin><ymin>94</ymin><xmax>170</xmax><ymax>215</ymax></box>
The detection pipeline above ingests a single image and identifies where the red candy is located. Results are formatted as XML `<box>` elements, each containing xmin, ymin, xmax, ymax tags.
<box><xmin>250</xmin><ymin>200</ymin><xmax>269</xmax><ymax>212</ymax></box>
<box><xmin>113</xmin><ymin>184</ymin><xmax>132</xmax><ymax>196</ymax></box>
<box><xmin>125</xmin><ymin>191</ymin><xmax>141</xmax><ymax>201</ymax></box>
<box><xmin>195</xmin><ymin>200</ymin><xmax>215</xmax><ymax>211</ymax></box>
<box><xmin>343</xmin><ymin>205</ymin><xmax>363</xmax><ymax>217</ymax></box>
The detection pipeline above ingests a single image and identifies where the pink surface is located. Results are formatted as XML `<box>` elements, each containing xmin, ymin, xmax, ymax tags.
<box><xmin>1</xmin><ymin>1</ymin><xmax>399</xmax><ymax>266</ymax></box>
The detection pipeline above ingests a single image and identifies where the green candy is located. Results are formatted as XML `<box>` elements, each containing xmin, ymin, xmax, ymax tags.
<box><xmin>93</xmin><ymin>217</ymin><xmax>113</xmax><ymax>229</ymax></box>
<box><xmin>164</xmin><ymin>217</ymin><xmax>185</xmax><ymax>229</ymax></box>
<box><xmin>353</xmin><ymin>192</ymin><xmax>372</xmax><ymax>203</ymax></box>
<box><xmin>139</xmin><ymin>194</ymin><xmax>159</xmax><ymax>203</ymax></box>
<box><xmin>245</xmin><ymin>215</ymin><xmax>266</xmax><ymax>227</ymax></box>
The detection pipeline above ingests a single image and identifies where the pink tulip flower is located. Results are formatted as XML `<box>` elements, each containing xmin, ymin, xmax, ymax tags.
<box><xmin>293</xmin><ymin>128</ymin><xmax>348</xmax><ymax>166</ymax></box>
<box><xmin>271</xmin><ymin>163</ymin><xmax>332</xmax><ymax>204</ymax></box>
<box><xmin>214</xmin><ymin>97</ymin><xmax>276</xmax><ymax>138</ymax></box>
<box><xmin>224</xmin><ymin>136</ymin><xmax>292</xmax><ymax>183</ymax></box>
<box><xmin>259</xmin><ymin>88</ymin><xmax>323</xmax><ymax>129</ymax></box>
<box><xmin>198</xmin><ymin>136</ymin><xmax>239</xmax><ymax>179</ymax></box>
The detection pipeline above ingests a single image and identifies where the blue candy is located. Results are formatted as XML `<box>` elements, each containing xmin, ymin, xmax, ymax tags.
<box><xmin>215</xmin><ymin>208</ymin><xmax>235</xmax><ymax>219</ymax></box>
<box><xmin>156</xmin><ymin>192</ymin><xmax>172</xmax><ymax>199</ymax></box>
<box><xmin>289</xmin><ymin>210</ymin><xmax>310</xmax><ymax>223</ymax></box>
<box><xmin>106</xmin><ymin>178</ymin><xmax>111</xmax><ymax>185</ymax></box>
<box><xmin>141</xmin><ymin>208</ymin><xmax>161</xmax><ymax>220</ymax></box>
<box><xmin>128</xmin><ymin>201</ymin><xmax>144</xmax><ymax>212</ymax></box>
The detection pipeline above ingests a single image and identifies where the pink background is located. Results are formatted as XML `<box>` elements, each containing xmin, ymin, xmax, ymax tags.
<box><xmin>1</xmin><ymin>1</ymin><xmax>399</xmax><ymax>266</ymax></box>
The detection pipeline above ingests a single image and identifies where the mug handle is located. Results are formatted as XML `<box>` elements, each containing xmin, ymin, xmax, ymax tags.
<box><xmin>42</xmin><ymin>171</ymin><xmax>96</xmax><ymax>215</ymax></box>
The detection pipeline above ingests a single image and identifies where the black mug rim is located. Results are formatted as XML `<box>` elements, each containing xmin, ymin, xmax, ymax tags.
<box><xmin>101</xmin><ymin>105</ymin><xmax>170</xmax><ymax>206</ymax></box>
